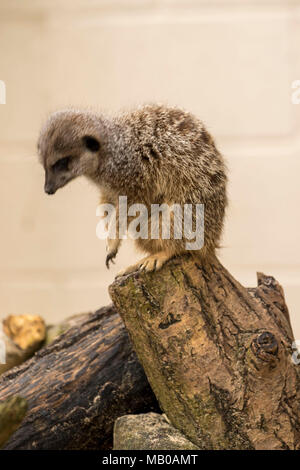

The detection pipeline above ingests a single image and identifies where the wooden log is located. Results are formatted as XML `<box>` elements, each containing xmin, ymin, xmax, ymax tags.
<box><xmin>109</xmin><ymin>254</ymin><xmax>300</xmax><ymax>450</ymax></box>
<box><xmin>0</xmin><ymin>305</ymin><xmax>159</xmax><ymax>450</ymax></box>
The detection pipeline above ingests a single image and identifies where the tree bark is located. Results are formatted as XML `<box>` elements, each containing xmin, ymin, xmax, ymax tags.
<box><xmin>0</xmin><ymin>306</ymin><xmax>159</xmax><ymax>450</ymax></box>
<box><xmin>109</xmin><ymin>254</ymin><xmax>300</xmax><ymax>450</ymax></box>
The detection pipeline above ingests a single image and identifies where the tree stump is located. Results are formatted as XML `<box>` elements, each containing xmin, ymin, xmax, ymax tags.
<box><xmin>109</xmin><ymin>254</ymin><xmax>300</xmax><ymax>450</ymax></box>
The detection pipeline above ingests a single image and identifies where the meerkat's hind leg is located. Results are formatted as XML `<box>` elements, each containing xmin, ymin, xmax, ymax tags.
<box><xmin>116</xmin><ymin>251</ymin><xmax>174</xmax><ymax>277</ymax></box>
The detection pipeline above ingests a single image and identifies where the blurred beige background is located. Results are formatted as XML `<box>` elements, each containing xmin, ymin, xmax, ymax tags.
<box><xmin>0</xmin><ymin>0</ymin><xmax>299</xmax><ymax>335</ymax></box>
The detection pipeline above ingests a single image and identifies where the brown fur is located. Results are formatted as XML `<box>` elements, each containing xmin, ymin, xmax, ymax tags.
<box><xmin>38</xmin><ymin>104</ymin><xmax>227</xmax><ymax>274</ymax></box>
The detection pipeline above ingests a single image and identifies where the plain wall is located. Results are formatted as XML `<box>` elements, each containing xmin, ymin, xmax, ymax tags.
<box><xmin>0</xmin><ymin>0</ymin><xmax>299</xmax><ymax>336</ymax></box>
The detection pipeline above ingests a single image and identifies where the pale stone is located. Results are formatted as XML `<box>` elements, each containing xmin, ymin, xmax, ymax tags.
<box><xmin>113</xmin><ymin>412</ymin><xmax>199</xmax><ymax>450</ymax></box>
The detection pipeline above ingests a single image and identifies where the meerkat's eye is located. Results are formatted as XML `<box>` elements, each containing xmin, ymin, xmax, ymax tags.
<box><xmin>52</xmin><ymin>156</ymin><xmax>71</xmax><ymax>172</ymax></box>
<box><xmin>83</xmin><ymin>136</ymin><xmax>100</xmax><ymax>152</ymax></box>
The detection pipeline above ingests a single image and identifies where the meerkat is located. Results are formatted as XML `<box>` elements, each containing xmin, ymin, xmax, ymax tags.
<box><xmin>37</xmin><ymin>104</ymin><xmax>227</xmax><ymax>276</ymax></box>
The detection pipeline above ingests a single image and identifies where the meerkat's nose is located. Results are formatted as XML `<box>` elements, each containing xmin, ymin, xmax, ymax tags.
<box><xmin>44</xmin><ymin>172</ymin><xmax>56</xmax><ymax>194</ymax></box>
<box><xmin>44</xmin><ymin>183</ymin><xmax>56</xmax><ymax>195</ymax></box>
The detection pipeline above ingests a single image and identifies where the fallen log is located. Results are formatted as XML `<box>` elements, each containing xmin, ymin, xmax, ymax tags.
<box><xmin>0</xmin><ymin>305</ymin><xmax>159</xmax><ymax>450</ymax></box>
<box><xmin>109</xmin><ymin>254</ymin><xmax>300</xmax><ymax>450</ymax></box>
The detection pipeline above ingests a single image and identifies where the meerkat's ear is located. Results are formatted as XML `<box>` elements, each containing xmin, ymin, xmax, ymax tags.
<box><xmin>83</xmin><ymin>135</ymin><xmax>100</xmax><ymax>152</ymax></box>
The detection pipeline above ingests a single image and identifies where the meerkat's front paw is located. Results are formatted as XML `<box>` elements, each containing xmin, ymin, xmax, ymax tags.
<box><xmin>116</xmin><ymin>252</ymin><xmax>172</xmax><ymax>278</ymax></box>
<box><xmin>139</xmin><ymin>253</ymin><xmax>171</xmax><ymax>272</ymax></box>
<box><xmin>105</xmin><ymin>237</ymin><xmax>121</xmax><ymax>269</ymax></box>
<box><xmin>106</xmin><ymin>250</ymin><xmax>117</xmax><ymax>269</ymax></box>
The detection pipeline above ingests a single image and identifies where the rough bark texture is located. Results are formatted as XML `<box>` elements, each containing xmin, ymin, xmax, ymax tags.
<box><xmin>0</xmin><ymin>306</ymin><xmax>159</xmax><ymax>450</ymax></box>
<box><xmin>109</xmin><ymin>254</ymin><xmax>300</xmax><ymax>450</ymax></box>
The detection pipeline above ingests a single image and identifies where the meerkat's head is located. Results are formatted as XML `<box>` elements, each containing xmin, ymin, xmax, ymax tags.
<box><xmin>38</xmin><ymin>109</ymin><xmax>102</xmax><ymax>195</ymax></box>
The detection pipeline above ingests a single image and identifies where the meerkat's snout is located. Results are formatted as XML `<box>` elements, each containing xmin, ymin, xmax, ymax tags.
<box><xmin>44</xmin><ymin>174</ymin><xmax>59</xmax><ymax>194</ymax></box>
<box><xmin>44</xmin><ymin>183</ymin><xmax>56</xmax><ymax>195</ymax></box>
<box><xmin>44</xmin><ymin>170</ymin><xmax>56</xmax><ymax>195</ymax></box>
<box><xmin>43</xmin><ymin>158</ymin><xmax>71</xmax><ymax>195</ymax></box>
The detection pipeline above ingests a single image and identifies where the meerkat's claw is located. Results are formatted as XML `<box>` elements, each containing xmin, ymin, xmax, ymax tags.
<box><xmin>106</xmin><ymin>251</ymin><xmax>117</xmax><ymax>269</ymax></box>
<box><xmin>139</xmin><ymin>253</ymin><xmax>171</xmax><ymax>272</ymax></box>
<box><xmin>116</xmin><ymin>252</ymin><xmax>172</xmax><ymax>278</ymax></box>
<box><xmin>139</xmin><ymin>256</ymin><xmax>157</xmax><ymax>272</ymax></box>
